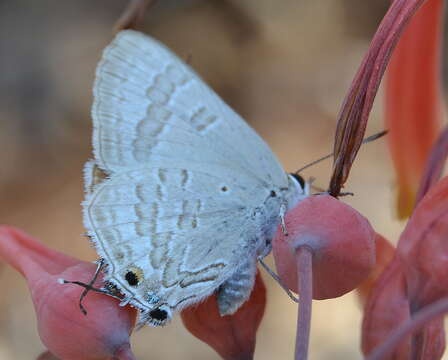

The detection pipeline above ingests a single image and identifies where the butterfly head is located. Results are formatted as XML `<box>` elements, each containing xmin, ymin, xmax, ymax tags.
<box><xmin>286</xmin><ymin>173</ymin><xmax>309</xmax><ymax>206</ymax></box>
<box><xmin>289</xmin><ymin>173</ymin><xmax>306</xmax><ymax>191</ymax></box>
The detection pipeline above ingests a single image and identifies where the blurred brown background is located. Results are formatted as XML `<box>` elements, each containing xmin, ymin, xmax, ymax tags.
<box><xmin>0</xmin><ymin>1</ymin><xmax>444</xmax><ymax>359</ymax></box>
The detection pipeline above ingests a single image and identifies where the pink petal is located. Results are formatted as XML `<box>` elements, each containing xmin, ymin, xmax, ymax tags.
<box><xmin>397</xmin><ymin>176</ymin><xmax>448</xmax><ymax>304</ymax></box>
<box><xmin>357</xmin><ymin>233</ymin><xmax>395</xmax><ymax>305</ymax></box>
<box><xmin>361</xmin><ymin>257</ymin><xmax>411</xmax><ymax>359</ymax></box>
<box><xmin>181</xmin><ymin>271</ymin><xmax>266</xmax><ymax>360</ymax></box>
<box><xmin>385</xmin><ymin>0</ymin><xmax>444</xmax><ymax>217</ymax></box>
<box><xmin>329</xmin><ymin>0</ymin><xmax>427</xmax><ymax>196</ymax></box>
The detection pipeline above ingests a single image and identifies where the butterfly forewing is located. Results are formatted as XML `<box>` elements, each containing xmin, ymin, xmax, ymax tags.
<box><xmin>92</xmin><ymin>30</ymin><xmax>287</xmax><ymax>187</ymax></box>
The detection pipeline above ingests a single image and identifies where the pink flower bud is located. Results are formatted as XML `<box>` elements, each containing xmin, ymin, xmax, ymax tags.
<box><xmin>0</xmin><ymin>226</ymin><xmax>137</xmax><ymax>360</ymax></box>
<box><xmin>273</xmin><ymin>195</ymin><xmax>375</xmax><ymax>299</ymax></box>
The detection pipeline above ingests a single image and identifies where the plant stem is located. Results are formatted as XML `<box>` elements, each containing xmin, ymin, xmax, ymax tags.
<box><xmin>114</xmin><ymin>0</ymin><xmax>156</xmax><ymax>32</ymax></box>
<box><xmin>366</xmin><ymin>297</ymin><xmax>448</xmax><ymax>360</ymax></box>
<box><xmin>295</xmin><ymin>246</ymin><xmax>313</xmax><ymax>360</ymax></box>
<box><xmin>416</xmin><ymin>126</ymin><xmax>448</xmax><ymax>204</ymax></box>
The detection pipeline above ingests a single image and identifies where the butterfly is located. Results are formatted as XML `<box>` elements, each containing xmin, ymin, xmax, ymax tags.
<box><xmin>82</xmin><ymin>30</ymin><xmax>309</xmax><ymax>327</ymax></box>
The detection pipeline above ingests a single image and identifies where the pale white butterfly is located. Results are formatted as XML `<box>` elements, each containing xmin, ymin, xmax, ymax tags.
<box><xmin>82</xmin><ymin>30</ymin><xmax>309</xmax><ymax>327</ymax></box>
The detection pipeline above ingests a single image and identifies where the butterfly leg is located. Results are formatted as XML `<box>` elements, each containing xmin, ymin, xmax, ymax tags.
<box><xmin>258</xmin><ymin>257</ymin><xmax>298</xmax><ymax>303</ymax></box>
<box><xmin>59</xmin><ymin>259</ymin><xmax>124</xmax><ymax>315</ymax></box>
<box><xmin>217</xmin><ymin>257</ymin><xmax>257</xmax><ymax>316</ymax></box>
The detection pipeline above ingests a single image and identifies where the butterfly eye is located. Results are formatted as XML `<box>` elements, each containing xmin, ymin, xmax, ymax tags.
<box><xmin>150</xmin><ymin>308</ymin><xmax>168</xmax><ymax>322</ymax></box>
<box><xmin>290</xmin><ymin>173</ymin><xmax>306</xmax><ymax>189</ymax></box>
<box><xmin>124</xmin><ymin>266</ymin><xmax>144</xmax><ymax>287</ymax></box>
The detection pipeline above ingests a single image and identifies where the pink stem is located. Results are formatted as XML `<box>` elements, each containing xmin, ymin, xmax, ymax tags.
<box><xmin>365</xmin><ymin>297</ymin><xmax>448</xmax><ymax>360</ymax></box>
<box><xmin>415</xmin><ymin>126</ymin><xmax>448</xmax><ymax>204</ymax></box>
<box><xmin>295</xmin><ymin>246</ymin><xmax>313</xmax><ymax>360</ymax></box>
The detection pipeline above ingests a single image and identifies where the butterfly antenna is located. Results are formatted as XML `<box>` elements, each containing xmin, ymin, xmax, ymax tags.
<box><xmin>294</xmin><ymin>130</ymin><xmax>388</xmax><ymax>175</ymax></box>
<box><xmin>295</xmin><ymin>153</ymin><xmax>333</xmax><ymax>175</ymax></box>
<box><xmin>258</xmin><ymin>257</ymin><xmax>299</xmax><ymax>303</ymax></box>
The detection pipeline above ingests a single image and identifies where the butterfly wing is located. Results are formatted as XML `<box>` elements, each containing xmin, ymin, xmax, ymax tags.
<box><xmin>83</xmin><ymin>166</ymin><xmax>264</xmax><ymax>317</ymax></box>
<box><xmin>85</xmin><ymin>30</ymin><xmax>295</xmax><ymax>323</ymax></box>
<box><xmin>91</xmin><ymin>30</ymin><xmax>289</xmax><ymax>188</ymax></box>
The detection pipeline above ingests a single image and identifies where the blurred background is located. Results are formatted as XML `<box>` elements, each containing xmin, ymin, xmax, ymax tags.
<box><xmin>0</xmin><ymin>0</ymin><xmax>446</xmax><ymax>359</ymax></box>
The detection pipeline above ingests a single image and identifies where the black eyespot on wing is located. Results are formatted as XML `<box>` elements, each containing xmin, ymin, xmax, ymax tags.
<box><xmin>125</xmin><ymin>271</ymin><xmax>139</xmax><ymax>286</ymax></box>
<box><xmin>270</xmin><ymin>190</ymin><xmax>277</xmax><ymax>197</ymax></box>
<box><xmin>290</xmin><ymin>173</ymin><xmax>306</xmax><ymax>189</ymax></box>
<box><xmin>124</xmin><ymin>266</ymin><xmax>144</xmax><ymax>287</ymax></box>
<box><xmin>150</xmin><ymin>308</ymin><xmax>168</xmax><ymax>321</ymax></box>
<box><xmin>221</xmin><ymin>186</ymin><xmax>228</xmax><ymax>192</ymax></box>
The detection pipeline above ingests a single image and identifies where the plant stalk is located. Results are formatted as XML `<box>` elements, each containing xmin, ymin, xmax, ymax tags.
<box><xmin>366</xmin><ymin>297</ymin><xmax>448</xmax><ymax>360</ymax></box>
<box><xmin>295</xmin><ymin>246</ymin><xmax>313</xmax><ymax>360</ymax></box>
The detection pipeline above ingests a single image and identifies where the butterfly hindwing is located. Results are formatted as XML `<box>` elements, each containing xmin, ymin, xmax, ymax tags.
<box><xmin>83</xmin><ymin>166</ymin><xmax>268</xmax><ymax>316</ymax></box>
